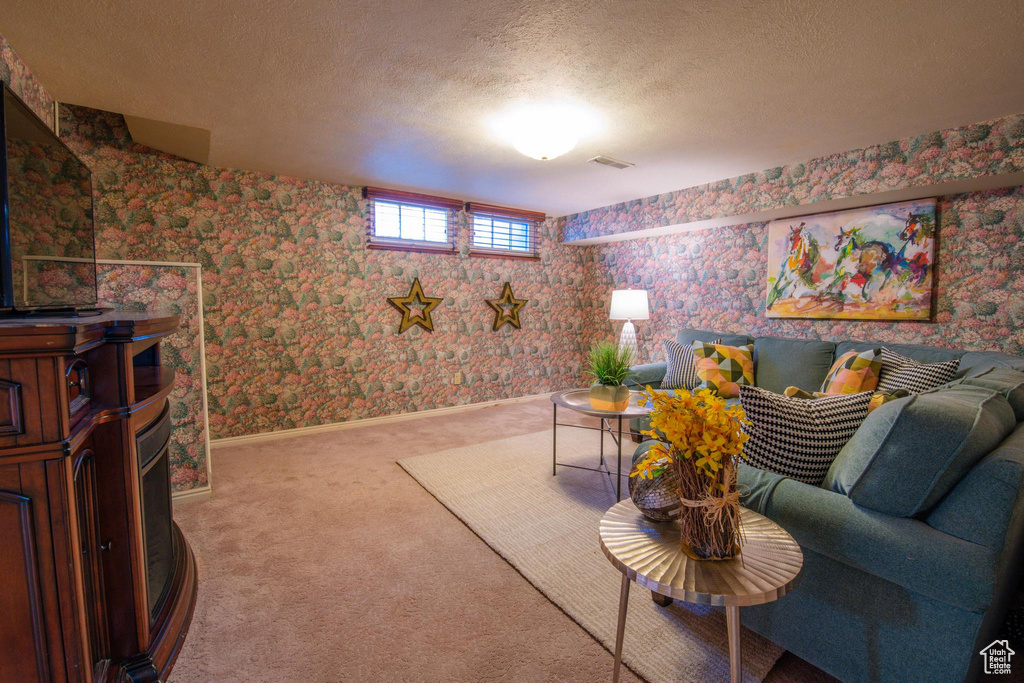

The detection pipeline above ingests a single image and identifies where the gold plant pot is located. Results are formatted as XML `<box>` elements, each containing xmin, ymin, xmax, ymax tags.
<box><xmin>589</xmin><ymin>383</ymin><xmax>630</xmax><ymax>412</ymax></box>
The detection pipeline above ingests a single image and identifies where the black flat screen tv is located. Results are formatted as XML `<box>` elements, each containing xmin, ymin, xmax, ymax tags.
<box><xmin>0</xmin><ymin>82</ymin><xmax>98</xmax><ymax>313</ymax></box>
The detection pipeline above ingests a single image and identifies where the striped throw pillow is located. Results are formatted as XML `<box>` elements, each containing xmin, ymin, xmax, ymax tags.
<box><xmin>662</xmin><ymin>338</ymin><xmax>720</xmax><ymax>390</ymax></box>
<box><xmin>876</xmin><ymin>348</ymin><xmax>960</xmax><ymax>393</ymax></box>
<box><xmin>739</xmin><ymin>385</ymin><xmax>872</xmax><ymax>485</ymax></box>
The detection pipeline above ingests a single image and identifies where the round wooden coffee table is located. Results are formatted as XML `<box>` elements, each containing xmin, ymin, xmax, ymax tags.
<box><xmin>599</xmin><ymin>498</ymin><xmax>803</xmax><ymax>683</ymax></box>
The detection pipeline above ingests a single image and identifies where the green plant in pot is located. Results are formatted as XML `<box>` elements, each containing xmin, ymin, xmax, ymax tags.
<box><xmin>586</xmin><ymin>342</ymin><xmax>634</xmax><ymax>411</ymax></box>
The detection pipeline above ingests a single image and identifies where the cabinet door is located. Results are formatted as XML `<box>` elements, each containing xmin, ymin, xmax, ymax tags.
<box><xmin>74</xmin><ymin>446</ymin><xmax>109</xmax><ymax>669</ymax></box>
<box><xmin>0</xmin><ymin>486</ymin><xmax>50</xmax><ymax>681</ymax></box>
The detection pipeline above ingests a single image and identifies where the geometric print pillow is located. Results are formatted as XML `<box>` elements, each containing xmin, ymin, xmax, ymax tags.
<box><xmin>662</xmin><ymin>338</ymin><xmax>721</xmax><ymax>390</ymax></box>
<box><xmin>692</xmin><ymin>341</ymin><xmax>754</xmax><ymax>399</ymax></box>
<box><xmin>876</xmin><ymin>348</ymin><xmax>960</xmax><ymax>393</ymax></box>
<box><xmin>820</xmin><ymin>348</ymin><xmax>882</xmax><ymax>395</ymax></box>
<box><xmin>739</xmin><ymin>385</ymin><xmax>873</xmax><ymax>485</ymax></box>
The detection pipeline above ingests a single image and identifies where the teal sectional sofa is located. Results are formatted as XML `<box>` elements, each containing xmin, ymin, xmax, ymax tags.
<box><xmin>630</xmin><ymin>329</ymin><xmax>1024</xmax><ymax>682</ymax></box>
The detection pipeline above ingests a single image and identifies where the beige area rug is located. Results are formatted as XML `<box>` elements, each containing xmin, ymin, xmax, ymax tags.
<box><xmin>398</xmin><ymin>428</ymin><xmax>785</xmax><ymax>683</ymax></box>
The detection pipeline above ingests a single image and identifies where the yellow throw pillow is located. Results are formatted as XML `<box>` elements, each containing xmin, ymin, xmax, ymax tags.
<box><xmin>867</xmin><ymin>388</ymin><xmax>912</xmax><ymax>412</ymax></box>
<box><xmin>820</xmin><ymin>349</ymin><xmax>882</xmax><ymax>395</ymax></box>
<box><xmin>692</xmin><ymin>341</ymin><xmax>754</xmax><ymax>398</ymax></box>
<box><xmin>784</xmin><ymin>386</ymin><xmax>820</xmax><ymax>399</ymax></box>
<box><xmin>785</xmin><ymin>385</ymin><xmax>909</xmax><ymax>413</ymax></box>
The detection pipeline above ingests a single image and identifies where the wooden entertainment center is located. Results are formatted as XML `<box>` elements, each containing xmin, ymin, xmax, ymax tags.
<box><xmin>0</xmin><ymin>311</ymin><xmax>197</xmax><ymax>682</ymax></box>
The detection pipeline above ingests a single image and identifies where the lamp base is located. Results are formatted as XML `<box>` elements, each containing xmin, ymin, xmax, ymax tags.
<box><xmin>619</xmin><ymin>320</ymin><xmax>638</xmax><ymax>359</ymax></box>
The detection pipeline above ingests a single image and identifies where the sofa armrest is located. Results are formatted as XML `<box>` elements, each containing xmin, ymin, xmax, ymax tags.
<box><xmin>739</xmin><ymin>464</ymin><xmax>998</xmax><ymax>613</ymax></box>
<box><xmin>626</xmin><ymin>362</ymin><xmax>666</xmax><ymax>390</ymax></box>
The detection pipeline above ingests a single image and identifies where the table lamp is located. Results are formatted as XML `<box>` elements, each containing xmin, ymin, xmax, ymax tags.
<box><xmin>609</xmin><ymin>289</ymin><xmax>649</xmax><ymax>358</ymax></box>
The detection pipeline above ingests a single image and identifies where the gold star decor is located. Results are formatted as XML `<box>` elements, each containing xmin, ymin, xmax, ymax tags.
<box><xmin>387</xmin><ymin>278</ymin><xmax>443</xmax><ymax>334</ymax></box>
<box><xmin>486</xmin><ymin>282</ymin><xmax>528</xmax><ymax>331</ymax></box>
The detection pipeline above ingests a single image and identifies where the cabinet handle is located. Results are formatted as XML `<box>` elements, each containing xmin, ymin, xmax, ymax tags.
<box><xmin>100</xmin><ymin>542</ymin><xmax>112</xmax><ymax>551</ymax></box>
<box><xmin>68</xmin><ymin>381</ymin><xmax>80</xmax><ymax>388</ymax></box>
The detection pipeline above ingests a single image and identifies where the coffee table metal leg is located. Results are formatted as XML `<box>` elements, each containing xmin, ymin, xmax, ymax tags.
<box><xmin>552</xmin><ymin>403</ymin><xmax>557</xmax><ymax>476</ymax></box>
<box><xmin>726</xmin><ymin>605</ymin><xmax>741</xmax><ymax>683</ymax></box>
<box><xmin>616</xmin><ymin>415</ymin><xmax>623</xmax><ymax>500</ymax></box>
<box><xmin>599</xmin><ymin>418</ymin><xmax>606</xmax><ymax>467</ymax></box>
<box><xmin>613</xmin><ymin>574</ymin><xmax>630</xmax><ymax>683</ymax></box>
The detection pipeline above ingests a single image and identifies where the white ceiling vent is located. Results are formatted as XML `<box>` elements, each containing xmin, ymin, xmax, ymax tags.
<box><xmin>589</xmin><ymin>155</ymin><xmax>635</xmax><ymax>169</ymax></box>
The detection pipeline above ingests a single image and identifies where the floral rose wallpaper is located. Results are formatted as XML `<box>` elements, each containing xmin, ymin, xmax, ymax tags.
<box><xmin>562</xmin><ymin>112</ymin><xmax>1024</xmax><ymax>242</ymax></box>
<box><xmin>577</xmin><ymin>185</ymin><xmax>1024</xmax><ymax>363</ymax></box>
<box><xmin>58</xmin><ymin>105</ymin><xmax>589</xmax><ymax>441</ymax></box>
<box><xmin>96</xmin><ymin>264</ymin><xmax>210</xmax><ymax>492</ymax></box>
<box><xmin>0</xmin><ymin>33</ymin><xmax>54</xmax><ymax>128</ymax></box>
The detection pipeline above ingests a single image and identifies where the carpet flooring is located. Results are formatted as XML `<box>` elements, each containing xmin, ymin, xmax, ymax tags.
<box><xmin>398</xmin><ymin>428</ymin><xmax>785</xmax><ymax>682</ymax></box>
<box><xmin>170</xmin><ymin>396</ymin><xmax>834</xmax><ymax>682</ymax></box>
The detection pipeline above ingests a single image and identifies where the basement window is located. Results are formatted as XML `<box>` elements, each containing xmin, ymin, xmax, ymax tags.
<box><xmin>467</xmin><ymin>203</ymin><xmax>545</xmax><ymax>259</ymax></box>
<box><xmin>365</xmin><ymin>187</ymin><xmax>462</xmax><ymax>253</ymax></box>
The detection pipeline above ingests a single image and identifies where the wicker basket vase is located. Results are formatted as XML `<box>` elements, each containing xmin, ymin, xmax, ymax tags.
<box><xmin>676</xmin><ymin>459</ymin><xmax>741</xmax><ymax>560</ymax></box>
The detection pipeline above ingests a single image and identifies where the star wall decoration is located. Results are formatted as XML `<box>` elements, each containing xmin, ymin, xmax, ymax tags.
<box><xmin>486</xmin><ymin>282</ymin><xmax>528</xmax><ymax>331</ymax></box>
<box><xmin>387</xmin><ymin>278</ymin><xmax>442</xmax><ymax>334</ymax></box>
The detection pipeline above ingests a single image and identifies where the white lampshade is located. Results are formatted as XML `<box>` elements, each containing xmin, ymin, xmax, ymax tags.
<box><xmin>609</xmin><ymin>289</ymin><xmax>649</xmax><ymax>321</ymax></box>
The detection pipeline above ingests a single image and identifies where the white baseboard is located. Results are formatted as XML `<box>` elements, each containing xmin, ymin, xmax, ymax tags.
<box><xmin>208</xmin><ymin>392</ymin><xmax>555</xmax><ymax>449</ymax></box>
<box><xmin>172</xmin><ymin>485</ymin><xmax>212</xmax><ymax>503</ymax></box>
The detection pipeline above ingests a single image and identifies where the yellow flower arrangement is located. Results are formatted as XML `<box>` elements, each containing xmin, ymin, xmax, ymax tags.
<box><xmin>632</xmin><ymin>386</ymin><xmax>749</xmax><ymax>490</ymax></box>
<box><xmin>629</xmin><ymin>385</ymin><xmax>750</xmax><ymax>559</ymax></box>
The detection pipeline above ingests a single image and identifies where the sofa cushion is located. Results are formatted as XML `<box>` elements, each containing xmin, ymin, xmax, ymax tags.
<box><xmin>925</xmin><ymin>424</ymin><xmax>1024</xmax><ymax>548</ymax></box>
<box><xmin>753</xmin><ymin>336</ymin><xmax>836</xmax><ymax>394</ymax></box>
<box><xmin>876</xmin><ymin>348</ymin><xmax>960</xmax><ymax>393</ymax></box>
<box><xmin>626</xmin><ymin>361</ymin><xmax>667</xmax><ymax>390</ymax></box>
<box><xmin>834</xmin><ymin>340</ymin><xmax>964</xmax><ymax>365</ymax></box>
<box><xmin>739</xmin><ymin>385</ymin><xmax>872</xmax><ymax>485</ymax></box>
<box><xmin>825</xmin><ymin>385</ymin><xmax>1017</xmax><ymax>517</ymax></box>
<box><xmin>662</xmin><ymin>338</ymin><xmax>719</xmax><ymax>390</ymax></box>
<box><xmin>820</xmin><ymin>348</ymin><xmax>882</xmax><ymax>395</ymax></box>
<box><xmin>948</xmin><ymin>367</ymin><xmax>1024</xmax><ymax>422</ymax></box>
<box><xmin>676</xmin><ymin>328</ymin><xmax>752</xmax><ymax>348</ymax></box>
<box><xmin>959</xmin><ymin>350</ymin><xmax>1024</xmax><ymax>376</ymax></box>
<box><xmin>739</xmin><ymin>462</ymin><xmax>999</xmax><ymax>614</ymax></box>
<box><xmin>693</xmin><ymin>341</ymin><xmax>754</xmax><ymax>398</ymax></box>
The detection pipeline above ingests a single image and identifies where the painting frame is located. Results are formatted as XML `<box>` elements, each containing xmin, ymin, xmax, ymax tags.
<box><xmin>765</xmin><ymin>198</ymin><xmax>937</xmax><ymax>321</ymax></box>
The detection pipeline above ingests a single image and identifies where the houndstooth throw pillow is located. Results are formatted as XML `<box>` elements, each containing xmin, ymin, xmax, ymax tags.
<box><xmin>876</xmin><ymin>348</ymin><xmax>960</xmax><ymax>393</ymax></box>
<box><xmin>662</xmin><ymin>338</ymin><xmax>720</xmax><ymax>390</ymax></box>
<box><xmin>739</xmin><ymin>385</ymin><xmax>872</xmax><ymax>485</ymax></box>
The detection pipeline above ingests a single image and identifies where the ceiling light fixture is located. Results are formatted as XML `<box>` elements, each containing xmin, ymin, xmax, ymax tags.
<box><xmin>491</xmin><ymin>103</ymin><xmax>598</xmax><ymax>161</ymax></box>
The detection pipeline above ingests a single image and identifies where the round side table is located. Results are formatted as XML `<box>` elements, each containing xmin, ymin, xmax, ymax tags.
<box><xmin>550</xmin><ymin>389</ymin><xmax>652</xmax><ymax>500</ymax></box>
<box><xmin>599</xmin><ymin>498</ymin><xmax>803</xmax><ymax>683</ymax></box>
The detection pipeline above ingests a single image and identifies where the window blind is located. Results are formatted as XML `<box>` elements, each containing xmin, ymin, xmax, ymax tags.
<box><xmin>466</xmin><ymin>203</ymin><xmax>545</xmax><ymax>258</ymax></box>
<box><xmin>365</xmin><ymin>187</ymin><xmax>462</xmax><ymax>252</ymax></box>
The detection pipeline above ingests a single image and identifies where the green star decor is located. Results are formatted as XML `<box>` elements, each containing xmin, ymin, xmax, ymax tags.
<box><xmin>486</xmin><ymin>282</ymin><xmax>528</xmax><ymax>331</ymax></box>
<box><xmin>387</xmin><ymin>278</ymin><xmax>442</xmax><ymax>333</ymax></box>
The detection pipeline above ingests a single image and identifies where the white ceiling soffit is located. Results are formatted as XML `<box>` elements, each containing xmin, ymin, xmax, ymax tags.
<box><xmin>4</xmin><ymin>0</ymin><xmax>1024</xmax><ymax>217</ymax></box>
<box><xmin>566</xmin><ymin>171</ymin><xmax>1024</xmax><ymax>245</ymax></box>
<box><xmin>123</xmin><ymin>115</ymin><xmax>211</xmax><ymax>165</ymax></box>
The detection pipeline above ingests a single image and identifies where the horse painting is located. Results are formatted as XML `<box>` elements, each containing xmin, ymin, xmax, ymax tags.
<box><xmin>765</xmin><ymin>199</ymin><xmax>936</xmax><ymax>320</ymax></box>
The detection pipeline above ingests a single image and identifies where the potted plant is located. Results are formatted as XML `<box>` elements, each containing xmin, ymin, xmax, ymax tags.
<box><xmin>630</xmin><ymin>386</ymin><xmax>749</xmax><ymax>559</ymax></box>
<box><xmin>586</xmin><ymin>342</ymin><xmax>634</xmax><ymax>411</ymax></box>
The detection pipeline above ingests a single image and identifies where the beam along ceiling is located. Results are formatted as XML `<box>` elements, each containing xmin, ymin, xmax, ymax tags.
<box><xmin>4</xmin><ymin>0</ymin><xmax>1024</xmax><ymax>216</ymax></box>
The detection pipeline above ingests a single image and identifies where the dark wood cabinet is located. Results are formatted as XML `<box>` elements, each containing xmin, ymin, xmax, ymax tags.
<box><xmin>0</xmin><ymin>312</ymin><xmax>197</xmax><ymax>682</ymax></box>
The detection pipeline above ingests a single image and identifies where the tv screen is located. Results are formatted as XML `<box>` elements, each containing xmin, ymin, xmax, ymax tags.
<box><xmin>1</xmin><ymin>83</ymin><xmax>97</xmax><ymax>310</ymax></box>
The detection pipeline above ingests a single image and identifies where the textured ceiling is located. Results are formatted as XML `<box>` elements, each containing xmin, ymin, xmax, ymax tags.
<box><xmin>4</xmin><ymin>0</ymin><xmax>1024</xmax><ymax>216</ymax></box>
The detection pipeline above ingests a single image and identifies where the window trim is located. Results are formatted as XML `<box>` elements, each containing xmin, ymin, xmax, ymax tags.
<box><xmin>365</xmin><ymin>187</ymin><xmax>463</xmax><ymax>253</ymax></box>
<box><xmin>466</xmin><ymin>202</ymin><xmax>545</xmax><ymax>259</ymax></box>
